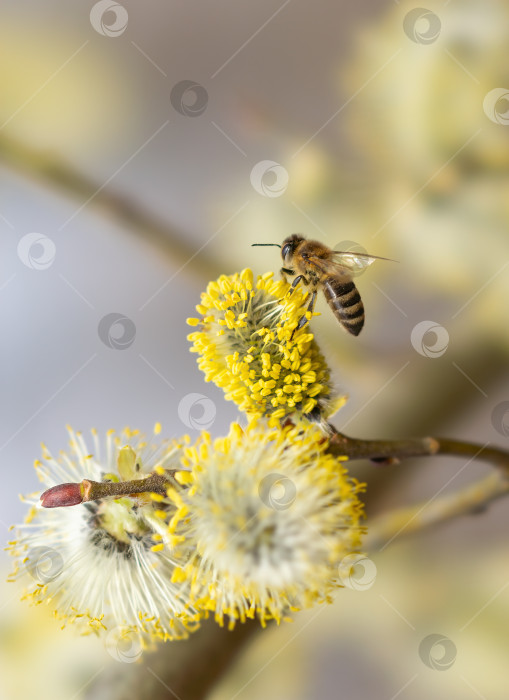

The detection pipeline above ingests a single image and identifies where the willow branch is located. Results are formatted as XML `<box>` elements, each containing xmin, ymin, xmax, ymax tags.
<box><xmin>0</xmin><ymin>132</ymin><xmax>222</xmax><ymax>282</ymax></box>
<box><xmin>327</xmin><ymin>426</ymin><xmax>509</xmax><ymax>477</ymax></box>
<box><xmin>327</xmin><ymin>431</ymin><xmax>440</xmax><ymax>464</ymax></box>
<box><xmin>40</xmin><ymin>473</ymin><xmax>174</xmax><ymax>507</ymax></box>
<box><xmin>85</xmin><ymin>617</ymin><xmax>261</xmax><ymax>700</ymax></box>
<box><xmin>349</xmin><ymin>346</ymin><xmax>509</xmax><ymax>515</ymax></box>
<box><xmin>327</xmin><ymin>425</ymin><xmax>509</xmax><ymax>545</ymax></box>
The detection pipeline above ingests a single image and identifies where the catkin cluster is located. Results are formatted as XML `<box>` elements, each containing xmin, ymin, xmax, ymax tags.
<box><xmin>9</xmin><ymin>269</ymin><xmax>365</xmax><ymax>646</ymax></box>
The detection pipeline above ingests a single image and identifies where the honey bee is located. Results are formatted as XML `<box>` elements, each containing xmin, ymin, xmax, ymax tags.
<box><xmin>253</xmin><ymin>234</ymin><xmax>394</xmax><ymax>336</ymax></box>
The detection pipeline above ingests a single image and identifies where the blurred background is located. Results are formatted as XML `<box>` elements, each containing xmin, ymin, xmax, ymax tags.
<box><xmin>1</xmin><ymin>0</ymin><xmax>508</xmax><ymax>698</ymax></box>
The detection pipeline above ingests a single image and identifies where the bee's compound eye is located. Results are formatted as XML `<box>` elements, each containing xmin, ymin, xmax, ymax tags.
<box><xmin>282</xmin><ymin>243</ymin><xmax>293</xmax><ymax>260</ymax></box>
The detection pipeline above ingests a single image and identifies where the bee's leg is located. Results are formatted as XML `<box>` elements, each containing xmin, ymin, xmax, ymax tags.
<box><xmin>280</xmin><ymin>267</ymin><xmax>295</xmax><ymax>284</ymax></box>
<box><xmin>287</xmin><ymin>274</ymin><xmax>308</xmax><ymax>296</ymax></box>
<box><xmin>292</xmin><ymin>289</ymin><xmax>317</xmax><ymax>338</ymax></box>
<box><xmin>303</xmin><ymin>289</ymin><xmax>318</xmax><ymax>323</ymax></box>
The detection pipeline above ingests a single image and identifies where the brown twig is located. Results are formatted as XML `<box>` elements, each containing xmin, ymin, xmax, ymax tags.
<box><xmin>40</xmin><ymin>473</ymin><xmax>174</xmax><ymax>507</ymax></box>
<box><xmin>85</xmin><ymin>617</ymin><xmax>262</xmax><ymax>700</ymax></box>
<box><xmin>327</xmin><ymin>430</ymin><xmax>440</xmax><ymax>463</ymax></box>
<box><xmin>327</xmin><ymin>425</ymin><xmax>509</xmax><ymax>477</ymax></box>
<box><xmin>327</xmin><ymin>424</ymin><xmax>509</xmax><ymax>545</ymax></box>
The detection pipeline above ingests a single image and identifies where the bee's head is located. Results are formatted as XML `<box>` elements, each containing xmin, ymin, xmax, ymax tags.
<box><xmin>281</xmin><ymin>234</ymin><xmax>304</xmax><ymax>263</ymax></box>
<box><xmin>252</xmin><ymin>234</ymin><xmax>304</xmax><ymax>262</ymax></box>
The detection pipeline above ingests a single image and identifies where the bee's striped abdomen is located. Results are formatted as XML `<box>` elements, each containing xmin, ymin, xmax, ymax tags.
<box><xmin>323</xmin><ymin>278</ymin><xmax>364</xmax><ymax>336</ymax></box>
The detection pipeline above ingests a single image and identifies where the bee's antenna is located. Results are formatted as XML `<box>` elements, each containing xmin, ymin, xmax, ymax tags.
<box><xmin>252</xmin><ymin>243</ymin><xmax>282</xmax><ymax>248</ymax></box>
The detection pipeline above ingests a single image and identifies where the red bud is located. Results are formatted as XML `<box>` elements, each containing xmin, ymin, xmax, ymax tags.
<box><xmin>40</xmin><ymin>482</ymin><xmax>83</xmax><ymax>508</ymax></box>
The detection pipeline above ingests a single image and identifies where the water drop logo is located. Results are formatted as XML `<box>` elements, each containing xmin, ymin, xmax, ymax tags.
<box><xmin>105</xmin><ymin>628</ymin><xmax>143</xmax><ymax>663</ymax></box>
<box><xmin>26</xmin><ymin>546</ymin><xmax>64</xmax><ymax>583</ymax></box>
<box><xmin>17</xmin><ymin>233</ymin><xmax>56</xmax><ymax>270</ymax></box>
<box><xmin>333</xmin><ymin>240</ymin><xmax>371</xmax><ymax>277</ymax></box>
<box><xmin>491</xmin><ymin>401</ymin><xmax>509</xmax><ymax>437</ymax></box>
<box><xmin>483</xmin><ymin>88</ymin><xmax>509</xmax><ymax>125</ymax></box>
<box><xmin>178</xmin><ymin>393</ymin><xmax>216</xmax><ymax>430</ymax></box>
<box><xmin>338</xmin><ymin>553</ymin><xmax>377</xmax><ymax>591</ymax></box>
<box><xmin>170</xmin><ymin>81</ymin><xmax>208</xmax><ymax>117</ymax></box>
<box><xmin>411</xmin><ymin>321</ymin><xmax>449</xmax><ymax>358</ymax></box>
<box><xmin>258</xmin><ymin>473</ymin><xmax>297</xmax><ymax>511</ymax></box>
<box><xmin>90</xmin><ymin>1</ymin><xmax>128</xmax><ymax>37</ymax></box>
<box><xmin>419</xmin><ymin>634</ymin><xmax>457</xmax><ymax>670</ymax></box>
<box><xmin>403</xmin><ymin>8</ymin><xmax>441</xmax><ymax>44</ymax></box>
<box><xmin>250</xmin><ymin>160</ymin><xmax>289</xmax><ymax>198</ymax></box>
<box><xmin>98</xmin><ymin>313</ymin><xmax>136</xmax><ymax>350</ymax></box>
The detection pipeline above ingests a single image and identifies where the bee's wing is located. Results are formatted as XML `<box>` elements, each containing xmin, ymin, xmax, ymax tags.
<box><xmin>305</xmin><ymin>255</ymin><xmax>356</xmax><ymax>278</ymax></box>
<box><xmin>331</xmin><ymin>250</ymin><xmax>396</xmax><ymax>274</ymax></box>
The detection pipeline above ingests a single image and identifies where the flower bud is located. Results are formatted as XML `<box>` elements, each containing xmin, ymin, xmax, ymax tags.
<box><xmin>40</xmin><ymin>482</ymin><xmax>83</xmax><ymax>508</ymax></box>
